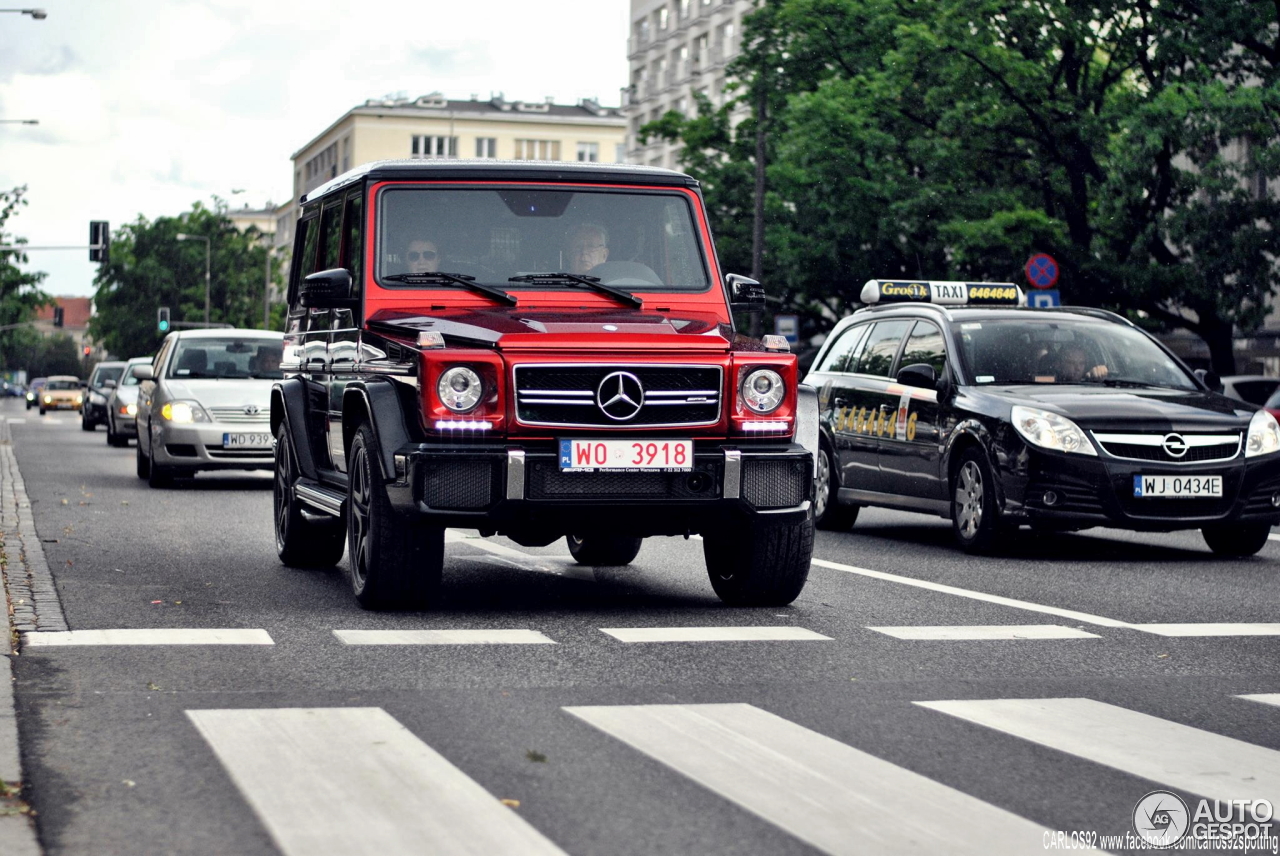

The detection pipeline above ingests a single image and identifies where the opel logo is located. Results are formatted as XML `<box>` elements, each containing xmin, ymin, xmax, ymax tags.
<box><xmin>597</xmin><ymin>371</ymin><xmax>644</xmax><ymax>421</ymax></box>
<box><xmin>244</xmin><ymin>404</ymin><xmax>260</xmax><ymax>416</ymax></box>
<box><xmin>1162</xmin><ymin>433</ymin><xmax>1188</xmax><ymax>458</ymax></box>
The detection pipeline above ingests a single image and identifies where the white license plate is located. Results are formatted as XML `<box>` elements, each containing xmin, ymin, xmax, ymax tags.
<box><xmin>1133</xmin><ymin>475</ymin><xmax>1222</xmax><ymax>498</ymax></box>
<box><xmin>223</xmin><ymin>432</ymin><xmax>272</xmax><ymax>449</ymax></box>
<box><xmin>559</xmin><ymin>438</ymin><xmax>693</xmax><ymax>472</ymax></box>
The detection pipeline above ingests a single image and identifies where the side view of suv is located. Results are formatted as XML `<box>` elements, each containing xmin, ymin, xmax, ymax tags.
<box><xmin>272</xmin><ymin>159</ymin><xmax>818</xmax><ymax>610</ymax></box>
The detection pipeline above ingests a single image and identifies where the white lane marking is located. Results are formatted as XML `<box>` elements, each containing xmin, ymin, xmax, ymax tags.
<box><xmin>1130</xmin><ymin>623</ymin><xmax>1280</xmax><ymax>637</ymax></box>
<box><xmin>24</xmin><ymin>629</ymin><xmax>273</xmax><ymax>646</ymax></box>
<box><xmin>600</xmin><ymin>626</ymin><xmax>831</xmax><ymax>643</ymax></box>
<box><xmin>187</xmin><ymin>707</ymin><xmax>567</xmax><ymax>856</ymax></box>
<box><xmin>565</xmin><ymin>703</ymin><xmax>1047</xmax><ymax>855</ymax></box>
<box><xmin>1267</xmin><ymin>533</ymin><xmax>1280</xmax><ymax>542</ymax></box>
<box><xmin>6</xmin><ymin>418</ymin><xmax>24</xmax><ymax>424</ymax></box>
<box><xmin>1238</xmin><ymin>694</ymin><xmax>1280</xmax><ymax>708</ymax></box>
<box><xmin>811</xmin><ymin>558</ymin><xmax>1133</xmax><ymax>628</ymax></box>
<box><xmin>868</xmin><ymin>625</ymin><xmax>1101</xmax><ymax>641</ymax></box>
<box><xmin>333</xmin><ymin>629</ymin><xmax>556</xmax><ymax>646</ymax></box>
<box><xmin>445</xmin><ymin>530</ymin><xmax>594</xmax><ymax>581</ymax></box>
<box><xmin>916</xmin><ymin>698</ymin><xmax>1280</xmax><ymax>806</ymax></box>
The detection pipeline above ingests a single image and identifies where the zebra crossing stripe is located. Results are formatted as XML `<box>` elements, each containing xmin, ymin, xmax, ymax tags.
<box><xmin>333</xmin><ymin>629</ymin><xmax>555</xmax><ymax>645</ymax></box>
<box><xmin>186</xmin><ymin>707</ymin><xmax>568</xmax><ymax>856</ymax></box>
<box><xmin>868</xmin><ymin>625</ymin><xmax>1100</xmax><ymax>640</ymax></box>
<box><xmin>1237</xmin><ymin>694</ymin><xmax>1280</xmax><ymax>709</ymax></box>
<box><xmin>24</xmin><ymin>629</ymin><xmax>273</xmax><ymax>646</ymax></box>
<box><xmin>916</xmin><ymin>698</ymin><xmax>1280</xmax><ymax>806</ymax></box>
<box><xmin>564</xmin><ymin>703</ymin><xmax>1046</xmax><ymax>855</ymax></box>
<box><xmin>1130</xmin><ymin>623</ymin><xmax>1280</xmax><ymax>637</ymax></box>
<box><xmin>600</xmin><ymin>626</ymin><xmax>831</xmax><ymax>643</ymax></box>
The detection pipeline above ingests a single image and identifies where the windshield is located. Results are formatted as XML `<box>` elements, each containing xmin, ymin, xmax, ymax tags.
<box><xmin>954</xmin><ymin>317</ymin><xmax>1197</xmax><ymax>390</ymax></box>
<box><xmin>167</xmin><ymin>338</ymin><xmax>284</xmax><ymax>380</ymax></box>
<box><xmin>46</xmin><ymin>379</ymin><xmax>80</xmax><ymax>391</ymax></box>
<box><xmin>376</xmin><ymin>187</ymin><xmax>709</xmax><ymax>292</ymax></box>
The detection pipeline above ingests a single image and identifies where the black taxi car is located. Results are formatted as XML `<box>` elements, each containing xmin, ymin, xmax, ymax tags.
<box><xmin>806</xmin><ymin>280</ymin><xmax>1280</xmax><ymax>556</ymax></box>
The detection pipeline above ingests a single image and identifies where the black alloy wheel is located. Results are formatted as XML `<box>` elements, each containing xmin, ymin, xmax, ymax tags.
<box><xmin>274</xmin><ymin>425</ymin><xmax>345</xmax><ymax>568</ymax></box>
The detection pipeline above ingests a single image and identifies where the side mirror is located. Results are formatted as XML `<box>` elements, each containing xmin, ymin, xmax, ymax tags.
<box><xmin>131</xmin><ymin>365</ymin><xmax>154</xmax><ymax>381</ymax></box>
<box><xmin>300</xmin><ymin>268</ymin><xmax>357</xmax><ymax>309</ymax></box>
<box><xmin>103</xmin><ymin>379</ymin><xmax>117</xmax><ymax>390</ymax></box>
<box><xmin>1194</xmin><ymin>368</ymin><xmax>1223</xmax><ymax>393</ymax></box>
<box><xmin>896</xmin><ymin>363</ymin><xmax>937</xmax><ymax>390</ymax></box>
<box><xmin>726</xmin><ymin>273</ymin><xmax>766</xmax><ymax>309</ymax></box>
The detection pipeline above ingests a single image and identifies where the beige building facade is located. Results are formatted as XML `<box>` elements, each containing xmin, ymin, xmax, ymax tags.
<box><xmin>624</xmin><ymin>0</ymin><xmax>753</xmax><ymax>168</ymax></box>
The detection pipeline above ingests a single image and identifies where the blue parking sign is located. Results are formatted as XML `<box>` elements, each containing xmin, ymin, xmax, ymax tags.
<box><xmin>1028</xmin><ymin>289</ymin><xmax>1060</xmax><ymax>308</ymax></box>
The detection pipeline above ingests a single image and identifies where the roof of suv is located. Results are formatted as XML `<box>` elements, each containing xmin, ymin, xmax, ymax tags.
<box><xmin>303</xmin><ymin>158</ymin><xmax>698</xmax><ymax>203</ymax></box>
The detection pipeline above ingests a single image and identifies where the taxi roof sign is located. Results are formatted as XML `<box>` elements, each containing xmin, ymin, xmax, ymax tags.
<box><xmin>861</xmin><ymin>279</ymin><xmax>1025</xmax><ymax>307</ymax></box>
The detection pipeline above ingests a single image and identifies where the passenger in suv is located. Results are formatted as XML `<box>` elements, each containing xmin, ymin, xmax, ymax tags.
<box><xmin>271</xmin><ymin>159</ymin><xmax>818</xmax><ymax>610</ymax></box>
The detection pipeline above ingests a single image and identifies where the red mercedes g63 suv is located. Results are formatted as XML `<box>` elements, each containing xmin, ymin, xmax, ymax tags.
<box><xmin>271</xmin><ymin>160</ymin><xmax>817</xmax><ymax>609</ymax></box>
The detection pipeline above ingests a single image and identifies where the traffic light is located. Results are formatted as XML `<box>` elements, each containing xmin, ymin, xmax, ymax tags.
<box><xmin>157</xmin><ymin>306</ymin><xmax>171</xmax><ymax>333</ymax></box>
<box><xmin>53</xmin><ymin>306</ymin><xmax>63</xmax><ymax>327</ymax></box>
<box><xmin>89</xmin><ymin>221</ymin><xmax>109</xmax><ymax>263</ymax></box>
<box><xmin>82</xmin><ymin>345</ymin><xmax>91</xmax><ymax>357</ymax></box>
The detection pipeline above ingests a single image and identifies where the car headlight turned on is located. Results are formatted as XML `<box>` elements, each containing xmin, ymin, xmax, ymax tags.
<box><xmin>43</xmin><ymin>394</ymin><xmax>51</xmax><ymax>404</ymax></box>
<box><xmin>437</xmin><ymin>366</ymin><xmax>483</xmax><ymax>413</ymax></box>
<box><xmin>741</xmin><ymin>368</ymin><xmax>785</xmax><ymax>414</ymax></box>
<box><xmin>160</xmin><ymin>400</ymin><xmax>210</xmax><ymax>423</ymax></box>
<box><xmin>1011</xmin><ymin>405</ymin><xmax>1097</xmax><ymax>455</ymax></box>
<box><xmin>1246</xmin><ymin>409</ymin><xmax>1280</xmax><ymax>457</ymax></box>
<box><xmin>121</xmin><ymin>404</ymin><xmax>137</xmax><ymax>416</ymax></box>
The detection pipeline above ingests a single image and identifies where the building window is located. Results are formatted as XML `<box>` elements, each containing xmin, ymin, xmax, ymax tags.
<box><xmin>657</xmin><ymin>6</ymin><xmax>668</xmax><ymax>30</ymax></box>
<box><xmin>679</xmin><ymin>0</ymin><xmax>689</xmax><ymax>18</ymax></box>
<box><xmin>411</xmin><ymin>135</ymin><xmax>457</xmax><ymax>158</ymax></box>
<box><xmin>514</xmin><ymin>139</ymin><xmax>560</xmax><ymax>160</ymax></box>
<box><xmin>577</xmin><ymin>142</ymin><xmax>599</xmax><ymax>162</ymax></box>
<box><xmin>475</xmin><ymin>137</ymin><xmax>497</xmax><ymax>158</ymax></box>
<box><xmin>303</xmin><ymin>141</ymin><xmax>339</xmax><ymax>192</ymax></box>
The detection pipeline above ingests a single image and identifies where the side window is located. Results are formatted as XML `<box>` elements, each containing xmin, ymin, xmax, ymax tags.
<box><xmin>815</xmin><ymin>324</ymin><xmax>869</xmax><ymax>374</ymax></box>
<box><xmin>319</xmin><ymin>201</ymin><xmax>343</xmax><ymax>271</ymax></box>
<box><xmin>853</xmin><ymin>320</ymin><xmax>912</xmax><ymax>377</ymax></box>
<box><xmin>899</xmin><ymin>321</ymin><xmax>947</xmax><ymax>377</ymax></box>
<box><xmin>290</xmin><ymin>215</ymin><xmax>320</xmax><ymax>302</ymax></box>
<box><xmin>152</xmin><ymin>339</ymin><xmax>173</xmax><ymax>375</ymax></box>
<box><xmin>343</xmin><ymin>191</ymin><xmax>364</xmax><ymax>298</ymax></box>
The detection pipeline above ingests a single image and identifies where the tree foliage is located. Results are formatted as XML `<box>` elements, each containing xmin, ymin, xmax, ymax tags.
<box><xmin>90</xmin><ymin>199</ymin><xmax>284</xmax><ymax>359</ymax></box>
<box><xmin>649</xmin><ymin>0</ymin><xmax>1279</xmax><ymax>372</ymax></box>
<box><xmin>0</xmin><ymin>186</ymin><xmax>53</xmax><ymax>371</ymax></box>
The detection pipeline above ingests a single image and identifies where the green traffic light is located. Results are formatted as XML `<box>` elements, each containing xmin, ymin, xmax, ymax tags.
<box><xmin>158</xmin><ymin>322</ymin><xmax>170</xmax><ymax>332</ymax></box>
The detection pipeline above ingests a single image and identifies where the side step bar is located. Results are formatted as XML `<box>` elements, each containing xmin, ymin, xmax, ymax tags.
<box><xmin>295</xmin><ymin>480</ymin><xmax>346</xmax><ymax>518</ymax></box>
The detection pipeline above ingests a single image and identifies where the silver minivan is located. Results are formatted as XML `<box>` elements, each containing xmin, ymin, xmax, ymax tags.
<box><xmin>134</xmin><ymin>328</ymin><xmax>284</xmax><ymax>487</ymax></box>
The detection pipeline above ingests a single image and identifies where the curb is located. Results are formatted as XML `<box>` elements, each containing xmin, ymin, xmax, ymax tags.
<box><xmin>0</xmin><ymin>418</ymin><xmax>47</xmax><ymax>855</ymax></box>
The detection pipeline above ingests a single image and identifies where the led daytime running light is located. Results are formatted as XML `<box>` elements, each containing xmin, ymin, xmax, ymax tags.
<box><xmin>434</xmin><ymin>420</ymin><xmax>493</xmax><ymax>431</ymax></box>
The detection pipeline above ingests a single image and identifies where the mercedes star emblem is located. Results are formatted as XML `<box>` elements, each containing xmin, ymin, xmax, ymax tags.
<box><xmin>1162</xmin><ymin>433</ymin><xmax>1188</xmax><ymax>458</ymax></box>
<box><xmin>597</xmin><ymin>371</ymin><xmax>645</xmax><ymax>421</ymax></box>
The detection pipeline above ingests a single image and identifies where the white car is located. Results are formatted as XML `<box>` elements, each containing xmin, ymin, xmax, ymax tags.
<box><xmin>104</xmin><ymin>356</ymin><xmax>153</xmax><ymax>447</ymax></box>
<box><xmin>134</xmin><ymin>328</ymin><xmax>284</xmax><ymax>487</ymax></box>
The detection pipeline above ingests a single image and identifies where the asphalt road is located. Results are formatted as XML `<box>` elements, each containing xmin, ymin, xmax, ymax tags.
<box><xmin>4</xmin><ymin>396</ymin><xmax>1280</xmax><ymax>856</ymax></box>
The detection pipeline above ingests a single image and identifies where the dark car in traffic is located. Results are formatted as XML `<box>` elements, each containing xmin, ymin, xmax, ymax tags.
<box><xmin>806</xmin><ymin>280</ymin><xmax>1280</xmax><ymax>556</ymax></box>
<box><xmin>82</xmin><ymin>360</ymin><xmax>127</xmax><ymax>431</ymax></box>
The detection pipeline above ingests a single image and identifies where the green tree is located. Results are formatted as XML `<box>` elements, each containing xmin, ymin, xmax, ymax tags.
<box><xmin>26</xmin><ymin>334</ymin><xmax>83</xmax><ymax>378</ymax></box>
<box><xmin>654</xmin><ymin>0</ymin><xmax>1280</xmax><ymax>372</ymax></box>
<box><xmin>0</xmin><ymin>186</ymin><xmax>53</xmax><ymax>372</ymax></box>
<box><xmin>90</xmin><ymin>199</ymin><xmax>283</xmax><ymax>358</ymax></box>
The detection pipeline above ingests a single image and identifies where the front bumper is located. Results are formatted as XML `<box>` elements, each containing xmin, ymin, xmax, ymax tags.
<box><xmin>1001</xmin><ymin>445</ymin><xmax>1280</xmax><ymax>531</ymax></box>
<box><xmin>384</xmin><ymin>440</ymin><xmax>814</xmax><ymax>536</ymax></box>
<box><xmin>42</xmin><ymin>398</ymin><xmax>81</xmax><ymax>411</ymax></box>
<box><xmin>150</xmin><ymin>420</ymin><xmax>274</xmax><ymax>471</ymax></box>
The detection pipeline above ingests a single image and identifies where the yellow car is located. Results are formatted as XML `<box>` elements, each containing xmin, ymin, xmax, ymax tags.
<box><xmin>40</xmin><ymin>375</ymin><xmax>83</xmax><ymax>415</ymax></box>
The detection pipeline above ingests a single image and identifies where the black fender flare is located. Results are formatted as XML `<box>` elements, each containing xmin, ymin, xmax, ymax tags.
<box><xmin>342</xmin><ymin>379</ymin><xmax>413</xmax><ymax>483</ymax></box>
<box><xmin>270</xmin><ymin>379</ymin><xmax>318</xmax><ymax>481</ymax></box>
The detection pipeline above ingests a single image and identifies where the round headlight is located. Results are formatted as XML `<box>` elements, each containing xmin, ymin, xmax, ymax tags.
<box><xmin>742</xmin><ymin>369</ymin><xmax>785</xmax><ymax>414</ymax></box>
<box><xmin>438</xmin><ymin>366</ymin><xmax>483</xmax><ymax>413</ymax></box>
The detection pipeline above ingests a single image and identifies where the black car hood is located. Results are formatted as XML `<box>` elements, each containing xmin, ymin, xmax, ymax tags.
<box><xmin>971</xmin><ymin>384</ymin><xmax>1253</xmax><ymax>431</ymax></box>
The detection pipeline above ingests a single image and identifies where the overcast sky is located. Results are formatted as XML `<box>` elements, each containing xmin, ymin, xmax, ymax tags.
<box><xmin>0</xmin><ymin>0</ymin><xmax>631</xmax><ymax>298</ymax></box>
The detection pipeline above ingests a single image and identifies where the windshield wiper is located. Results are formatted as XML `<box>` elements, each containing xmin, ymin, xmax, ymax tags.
<box><xmin>507</xmin><ymin>272</ymin><xmax>643</xmax><ymax>308</ymax></box>
<box><xmin>382</xmin><ymin>272</ymin><xmax>517</xmax><ymax>306</ymax></box>
<box><xmin>1096</xmin><ymin>378</ymin><xmax>1180</xmax><ymax>389</ymax></box>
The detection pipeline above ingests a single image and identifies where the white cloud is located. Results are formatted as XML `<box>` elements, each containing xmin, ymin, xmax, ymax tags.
<box><xmin>0</xmin><ymin>0</ymin><xmax>631</xmax><ymax>297</ymax></box>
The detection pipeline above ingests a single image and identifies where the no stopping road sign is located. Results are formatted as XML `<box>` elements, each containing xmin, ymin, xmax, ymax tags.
<box><xmin>1025</xmin><ymin>253</ymin><xmax>1059</xmax><ymax>289</ymax></box>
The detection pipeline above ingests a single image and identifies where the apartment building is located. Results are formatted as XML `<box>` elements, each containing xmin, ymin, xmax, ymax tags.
<box><xmin>624</xmin><ymin>0</ymin><xmax>754</xmax><ymax>168</ymax></box>
<box><xmin>277</xmin><ymin>93</ymin><xmax>628</xmax><ymax>251</ymax></box>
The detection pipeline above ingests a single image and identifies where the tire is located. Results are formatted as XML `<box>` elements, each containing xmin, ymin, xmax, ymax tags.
<box><xmin>148</xmin><ymin>457</ymin><xmax>174</xmax><ymax>488</ymax></box>
<box><xmin>38</xmin><ymin>407</ymin><xmax>45</xmax><ymax>416</ymax></box>
<box><xmin>566</xmin><ymin>534</ymin><xmax>643</xmax><ymax>566</ymax></box>
<box><xmin>951</xmin><ymin>447</ymin><xmax>1007</xmax><ymax>554</ymax></box>
<box><xmin>274</xmin><ymin>425</ymin><xmax>345</xmax><ymax>568</ymax></box>
<box><xmin>1202</xmin><ymin>523</ymin><xmax>1271</xmax><ymax>557</ymax></box>
<box><xmin>135</xmin><ymin>435</ymin><xmax>150</xmax><ymax>478</ymax></box>
<box><xmin>703</xmin><ymin>516</ymin><xmax>814</xmax><ymax>607</ymax></box>
<box><xmin>81</xmin><ymin>410</ymin><xmax>94</xmax><ymax>431</ymax></box>
<box><xmin>347</xmin><ymin>420</ymin><xmax>443</xmax><ymax>609</ymax></box>
<box><xmin>814</xmin><ymin>443</ymin><xmax>860</xmax><ymax>531</ymax></box>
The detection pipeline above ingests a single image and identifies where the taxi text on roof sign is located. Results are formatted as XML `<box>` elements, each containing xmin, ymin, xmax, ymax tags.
<box><xmin>860</xmin><ymin>279</ymin><xmax>1025</xmax><ymax>306</ymax></box>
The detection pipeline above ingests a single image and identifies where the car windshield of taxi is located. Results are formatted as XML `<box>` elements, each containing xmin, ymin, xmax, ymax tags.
<box><xmin>953</xmin><ymin>316</ymin><xmax>1197</xmax><ymax>390</ymax></box>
